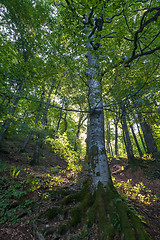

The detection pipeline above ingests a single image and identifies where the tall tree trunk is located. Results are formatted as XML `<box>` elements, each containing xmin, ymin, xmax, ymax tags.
<box><xmin>42</xmin><ymin>80</ymin><xmax>55</xmax><ymax>126</ymax></box>
<box><xmin>121</xmin><ymin>104</ymin><xmax>134</xmax><ymax>162</ymax></box>
<box><xmin>114</xmin><ymin>120</ymin><xmax>118</xmax><ymax>156</ymax></box>
<box><xmin>138</xmin><ymin>113</ymin><xmax>157</xmax><ymax>155</ymax></box>
<box><xmin>86</xmin><ymin>51</ymin><xmax>111</xmax><ymax>189</ymax></box>
<box><xmin>21</xmin><ymin>90</ymin><xmax>45</xmax><ymax>152</ymax></box>
<box><xmin>128</xmin><ymin>118</ymin><xmax>143</xmax><ymax>157</ymax></box>
<box><xmin>74</xmin><ymin>114</ymin><xmax>87</xmax><ymax>152</ymax></box>
<box><xmin>56</xmin><ymin>98</ymin><xmax>65</xmax><ymax>132</ymax></box>
<box><xmin>57</xmin><ymin>4</ymin><xmax>153</xmax><ymax>239</ymax></box>
<box><xmin>63</xmin><ymin>111</ymin><xmax>68</xmax><ymax>132</ymax></box>
<box><xmin>74</xmin><ymin>113</ymin><xmax>83</xmax><ymax>152</ymax></box>
<box><xmin>0</xmin><ymin>85</ymin><xmax>22</xmax><ymax>144</ymax></box>
<box><xmin>136</xmin><ymin>122</ymin><xmax>147</xmax><ymax>153</ymax></box>
<box><xmin>30</xmin><ymin>135</ymin><xmax>40</xmax><ymax>165</ymax></box>
<box><xmin>30</xmin><ymin>84</ymin><xmax>54</xmax><ymax>165</ymax></box>
<box><xmin>109</xmin><ymin>142</ymin><xmax>113</xmax><ymax>157</ymax></box>
<box><xmin>0</xmin><ymin>39</ymin><xmax>30</xmax><ymax>144</ymax></box>
<box><xmin>106</xmin><ymin>122</ymin><xmax>111</xmax><ymax>154</ymax></box>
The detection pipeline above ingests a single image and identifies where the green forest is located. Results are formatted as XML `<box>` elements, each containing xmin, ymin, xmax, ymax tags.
<box><xmin>0</xmin><ymin>0</ymin><xmax>160</xmax><ymax>239</ymax></box>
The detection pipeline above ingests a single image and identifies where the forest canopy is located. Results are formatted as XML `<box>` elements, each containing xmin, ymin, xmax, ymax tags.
<box><xmin>0</xmin><ymin>0</ymin><xmax>160</xmax><ymax>239</ymax></box>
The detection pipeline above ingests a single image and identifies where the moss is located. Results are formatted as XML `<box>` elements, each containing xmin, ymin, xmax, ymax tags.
<box><xmin>70</xmin><ymin>206</ymin><xmax>82</xmax><ymax>226</ymax></box>
<box><xmin>87</xmin><ymin>183</ymin><xmax>116</xmax><ymax>239</ymax></box>
<box><xmin>56</xmin><ymin>181</ymin><xmax>153</xmax><ymax>240</ymax></box>
<box><xmin>88</xmin><ymin>145</ymin><xmax>98</xmax><ymax>171</ymax></box>
<box><xmin>129</xmin><ymin>212</ymin><xmax>152</xmax><ymax>240</ymax></box>
<box><xmin>57</xmin><ymin>222</ymin><xmax>68</xmax><ymax>235</ymax></box>
<box><xmin>70</xmin><ymin>182</ymin><xmax>92</xmax><ymax>227</ymax></box>
<box><xmin>61</xmin><ymin>191</ymin><xmax>82</xmax><ymax>205</ymax></box>
<box><xmin>50</xmin><ymin>187</ymin><xmax>71</xmax><ymax>201</ymax></box>
<box><xmin>46</xmin><ymin>207</ymin><xmax>61</xmax><ymax>220</ymax></box>
<box><xmin>117</xmin><ymin>201</ymin><xmax>136</xmax><ymax>240</ymax></box>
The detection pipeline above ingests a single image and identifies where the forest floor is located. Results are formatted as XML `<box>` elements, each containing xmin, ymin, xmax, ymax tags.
<box><xmin>0</xmin><ymin>136</ymin><xmax>160</xmax><ymax>240</ymax></box>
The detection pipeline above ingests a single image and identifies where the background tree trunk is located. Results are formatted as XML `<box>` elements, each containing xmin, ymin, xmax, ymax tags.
<box><xmin>121</xmin><ymin>104</ymin><xmax>134</xmax><ymax>162</ymax></box>
<box><xmin>128</xmin><ymin>117</ymin><xmax>143</xmax><ymax>157</ymax></box>
<box><xmin>114</xmin><ymin>120</ymin><xmax>118</xmax><ymax>156</ymax></box>
<box><xmin>0</xmin><ymin>86</ymin><xmax>22</xmax><ymax>143</ymax></box>
<box><xmin>138</xmin><ymin>113</ymin><xmax>157</xmax><ymax>155</ymax></box>
<box><xmin>136</xmin><ymin>122</ymin><xmax>147</xmax><ymax>153</ymax></box>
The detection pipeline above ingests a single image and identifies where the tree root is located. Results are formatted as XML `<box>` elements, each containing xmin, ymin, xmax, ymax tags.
<box><xmin>56</xmin><ymin>181</ymin><xmax>153</xmax><ymax>240</ymax></box>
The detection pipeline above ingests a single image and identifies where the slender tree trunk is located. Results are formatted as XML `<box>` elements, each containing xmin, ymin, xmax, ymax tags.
<box><xmin>0</xmin><ymin>40</ymin><xmax>29</xmax><ymax>144</ymax></box>
<box><xmin>42</xmin><ymin>80</ymin><xmax>55</xmax><ymax>126</ymax></box>
<box><xmin>106</xmin><ymin>122</ymin><xmax>111</xmax><ymax>154</ymax></box>
<box><xmin>136</xmin><ymin>122</ymin><xmax>147</xmax><ymax>153</ymax></box>
<box><xmin>30</xmin><ymin>135</ymin><xmax>40</xmax><ymax>165</ymax></box>
<box><xmin>74</xmin><ymin>113</ymin><xmax>83</xmax><ymax>151</ymax></box>
<box><xmin>130</xmin><ymin>123</ymin><xmax>143</xmax><ymax>157</ymax></box>
<box><xmin>138</xmin><ymin>113</ymin><xmax>157</xmax><ymax>155</ymax></box>
<box><xmin>56</xmin><ymin>98</ymin><xmax>65</xmax><ymax>132</ymax></box>
<box><xmin>74</xmin><ymin>114</ymin><xmax>87</xmax><ymax>152</ymax></box>
<box><xmin>30</xmin><ymin>84</ymin><xmax>54</xmax><ymax>165</ymax></box>
<box><xmin>21</xmin><ymin>91</ymin><xmax>45</xmax><ymax>152</ymax></box>
<box><xmin>109</xmin><ymin>142</ymin><xmax>113</xmax><ymax>157</ymax></box>
<box><xmin>114</xmin><ymin>120</ymin><xmax>118</xmax><ymax>156</ymax></box>
<box><xmin>128</xmin><ymin>117</ymin><xmax>143</xmax><ymax>157</ymax></box>
<box><xmin>121</xmin><ymin>104</ymin><xmax>134</xmax><ymax>162</ymax></box>
<box><xmin>0</xmin><ymin>86</ymin><xmax>22</xmax><ymax>143</ymax></box>
<box><xmin>63</xmin><ymin>111</ymin><xmax>68</xmax><ymax>132</ymax></box>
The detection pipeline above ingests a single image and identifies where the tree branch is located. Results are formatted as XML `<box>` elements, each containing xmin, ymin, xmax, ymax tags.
<box><xmin>132</xmin><ymin>6</ymin><xmax>160</xmax><ymax>57</ymax></box>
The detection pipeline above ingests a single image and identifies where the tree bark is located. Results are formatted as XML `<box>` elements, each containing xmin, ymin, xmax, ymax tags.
<box><xmin>128</xmin><ymin>117</ymin><xmax>143</xmax><ymax>157</ymax></box>
<box><xmin>114</xmin><ymin>120</ymin><xmax>118</xmax><ymax>156</ymax></box>
<box><xmin>106</xmin><ymin>122</ymin><xmax>111</xmax><ymax>154</ymax></box>
<box><xmin>121</xmin><ymin>104</ymin><xmax>135</xmax><ymax>162</ymax></box>
<box><xmin>86</xmin><ymin>50</ymin><xmax>111</xmax><ymax>189</ymax></box>
<box><xmin>21</xmin><ymin>90</ymin><xmax>45</xmax><ymax>152</ymax></box>
<box><xmin>0</xmin><ymin>86</ymin><xmax>22</xmax><ymax>144</ymax></box>
<box><xmin>138</xmin><ymin>113</ymin><xmax>157</xmax><ymax>155</ymax></box>
<box><xmin>136</xmin><ymin>122</ymin><xmax>147</xmax><ymax>153</ymax></box>
<box><xmin>30</xmin><ymin>83</ymin><xmax>54</xmax><ymax>165</ymax></box>
<box><xmin>56</xmin><ymin>98</ymin><xmax>65</xmax><ymax>132</ymax></box>
<box><xmin>74</xmin><ymin>114</ymin><xmax>87</xmax><ymax>152</ymax></box>
<box><xmin>63</xmin><ymin>111</ymin><xmax>68</xmax><ymax>132</ymax></box>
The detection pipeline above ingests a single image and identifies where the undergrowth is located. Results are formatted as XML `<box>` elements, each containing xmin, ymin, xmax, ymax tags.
<box><xmin>112</xmin><ymin>177</ymin><xmax>159</xmax><ymax>205</ymax></box>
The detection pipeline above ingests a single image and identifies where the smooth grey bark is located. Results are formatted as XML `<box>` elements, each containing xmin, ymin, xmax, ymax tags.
<box><xmin>86</xmin><ymin>51</ymin><xmax>111</xmax><ymax>189</ymax></box>
<box><xmin>138</xmin><ymin>113</ymin><xmax>157</xmax><ymax>154</ymax></box>
<box><xmin>121</xmin><ymin>104</ymin><xmax>134</xmax><ymax>161</ymax></box>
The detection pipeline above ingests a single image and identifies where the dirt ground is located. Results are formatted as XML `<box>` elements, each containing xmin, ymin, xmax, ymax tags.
<box><xmin>0</xmin><ymin>138</ymin><xmax>160</xmax><ymax>240</ymax></box>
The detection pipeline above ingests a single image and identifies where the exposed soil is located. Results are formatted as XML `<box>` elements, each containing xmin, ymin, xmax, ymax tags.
<box><xmin>0</xmin><ymin>137</ymin><xmax>160</xmax><ymax>240</ymax></box>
